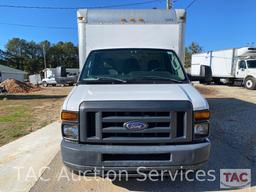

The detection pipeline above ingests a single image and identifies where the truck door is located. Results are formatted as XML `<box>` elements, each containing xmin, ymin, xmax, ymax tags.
<box><xmin>236</xmin><ymin>60</ymin><xmax>247</xmax><ymax>79</ymax></box>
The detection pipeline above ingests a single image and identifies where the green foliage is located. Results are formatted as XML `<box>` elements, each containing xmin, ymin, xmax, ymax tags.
<box><xmin>0</xmin><ymin>38</ymin><xmax>78</xmax><ymax>74</ymax></box>
<box><xmin>185</xmin><ymin>42</ymin><xmax>203</xmax><ymax>68</ymax></box>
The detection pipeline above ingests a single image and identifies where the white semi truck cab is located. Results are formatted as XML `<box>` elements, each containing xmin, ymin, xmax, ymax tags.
<box><xmin>61</xmin><ymin>9</ymin><xmax>210</xmax><ymax>174</ymax></box>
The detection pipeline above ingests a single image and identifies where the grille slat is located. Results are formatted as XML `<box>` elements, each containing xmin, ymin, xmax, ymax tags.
<box><xmin>102</xmin><ymin>127</ymin><xmax>171</xmax><ymax>133</ymax></box>
<box><xmin>102</xmin><ymin>116</ymin><xmax>171</xmax><ymax>123</ymax></box>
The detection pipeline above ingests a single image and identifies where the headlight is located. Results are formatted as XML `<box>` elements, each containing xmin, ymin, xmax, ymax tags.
<box><xmin>62</xmin><ymin>124</ymin><xmax>78</xmax><ymax>141</ymax></box>
<box><xmin>194</xmin><ymin>122</ymin><xmax>209</xmax><ymax>138</ymax></box>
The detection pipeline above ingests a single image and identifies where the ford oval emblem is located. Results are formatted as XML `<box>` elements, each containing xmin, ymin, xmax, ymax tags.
<box><xmin>123</xmin><ymin>121</ymin><xmax>148</xmax><ymax>131</ymax></box>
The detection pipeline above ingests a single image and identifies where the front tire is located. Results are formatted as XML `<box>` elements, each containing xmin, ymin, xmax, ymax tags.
<box><xmin>42</xmin><ymin>81</ymin><xmax>48</xmax><ymax>87</ymax></box>
<box><xmin>244</xmin><ymin>77</ymin><xmax>256</xmax><ymax>90</ymax></box>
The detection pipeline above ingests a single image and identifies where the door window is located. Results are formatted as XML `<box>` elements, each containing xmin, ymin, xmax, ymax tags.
<box><xmin>239</xmin><ymin>61</ymin><xmax>246</xmax><ymax>69</ymax></box>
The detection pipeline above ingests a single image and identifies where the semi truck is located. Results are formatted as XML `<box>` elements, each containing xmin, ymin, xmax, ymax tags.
<box><xmin>191</xmin><ymin>47</ymin><xmax>256</xmax><ymax>90</ymax></box>
<box><xmin>60</xmin><ymin>9</ymin><xmax>211</xmax><ymax>175</ymax></box>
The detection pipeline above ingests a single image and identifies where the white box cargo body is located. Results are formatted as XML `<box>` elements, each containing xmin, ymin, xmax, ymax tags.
<box><xmin>77</xmin><ymin>9</ymin><xmax>186</xmax><ymax>71</ymax></box>
<box><xmin>191</xmin><ymin>49</ymin><xmax>235</xmax><ymax>77</ymax></box>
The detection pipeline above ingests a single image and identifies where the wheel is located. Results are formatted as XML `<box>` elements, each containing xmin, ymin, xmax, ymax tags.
<box><xmin>226</xmin><ymin>78</ymin><xmax>234</xmax><ymax>86</ymax></box>
<box><xmin>213</xmin><ymin>78</ymin><xmax>221</xmax><ymax>85</ymax></box>
<box><xmin>52</xmin><ymin>84</ymin><xmax>56</xmax><ymax>87</ymax></box>
<box><xmin>199</xmin><ymin>80</ymin><xmax>211</xmax><ymax>85</ymax></box>
<box><xmin>199</xmin><ymin>80</ymin><xmax>205</xmax><ymax>84</ymax></box>
<box><xmin>244</xmin><ymin>77</ymin><xmax>256</xmax><ymax>90</ymax></box>
<box><xmin>68</xmin><ymin>83</ymin><xmax>73</xmax><ymax>86</ymax></box>
<box><xmin>42</xmin><ymin>81</ymin><xmax>48</xmax><ymax>87</ymax></box>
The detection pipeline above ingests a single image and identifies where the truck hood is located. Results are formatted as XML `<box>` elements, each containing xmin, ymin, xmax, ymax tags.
<box><xmin>247</xmin><ymin>69</ymin><xmax>256</xmax><ymax>75</ymax></box>
<box><xmin>63</xmin><ymin>84</ymin><xmax>209</xmax><ymax>111</ymax></box>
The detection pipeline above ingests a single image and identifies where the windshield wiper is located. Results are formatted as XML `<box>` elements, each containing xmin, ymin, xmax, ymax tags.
<box><xmin>135</xmin><ymin>76</ymin><xmax>184</xmax><ymax>83</ymax></box>
<box><xmin>82</xmin><ymin>76</ymin><xmax>127</xmax><ymax>83</ymax></box>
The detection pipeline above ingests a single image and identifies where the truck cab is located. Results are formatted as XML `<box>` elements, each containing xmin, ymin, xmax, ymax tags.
<box><xmin>236</xmin><ymin>59</ymin><xmax>256</xmax><ymax>89</ymax></box>
<box><xmin>60</xmin><ymin>9</ymin><xmax>211</xmax><ymax>175</ymax></box>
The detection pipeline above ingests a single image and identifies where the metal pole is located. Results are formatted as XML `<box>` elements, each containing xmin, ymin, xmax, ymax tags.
<box><xmin>167</xmin><ymin>0</ymin><xmax>172</xmax><ymax>10</ymax></box>
<box><xmin>42</xmin><ymin>44</ymin><xmax>47</xmax><ymax>78</ymax></box>
<box><xmin>42</xmin><ymin>44</ymin><xmax>47</xmax><ymax>69</ymax></box>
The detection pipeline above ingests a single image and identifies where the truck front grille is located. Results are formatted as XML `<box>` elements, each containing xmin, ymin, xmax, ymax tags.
<box><xmin>79</xmin><ymin>101</ymin><xmax>193</xmax><ymax>144</ymax></box>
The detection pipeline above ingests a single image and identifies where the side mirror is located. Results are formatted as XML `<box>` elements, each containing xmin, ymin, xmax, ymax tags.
<box><xmin>200</xmin><ymin>65</ymin><xmax>212</xmax><ymax>83</ymax></box>
<box><xmin>186</xmin><ymin>73</ymin><xmax>196</xmax><ymax>81</ymax></box>
<box><xmin>187</xmin><ymin>73</ymin><xmax>192</xmax><ymax>80</ymax></box>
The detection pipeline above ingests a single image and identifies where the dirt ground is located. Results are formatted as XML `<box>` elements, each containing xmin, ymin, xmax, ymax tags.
<box><xmin>30</xmin><ymin>84</ymin><xmax>256</xmax><ymax>192</ymax></box>
<box><xmin>0</xmin><ymin>86</ymin><xmax>72</xmax><ymax>146</ymax></box>
<box><xmin>194</xmin><ymin>83</ymin><xmax>256</xmax><ymax>103</ymax></box>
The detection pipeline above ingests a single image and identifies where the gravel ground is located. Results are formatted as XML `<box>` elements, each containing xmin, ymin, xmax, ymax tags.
<box><xmin>30</xmin><ymin>84</ymin><xmax>256</xmax><ymax>192</ymax></box>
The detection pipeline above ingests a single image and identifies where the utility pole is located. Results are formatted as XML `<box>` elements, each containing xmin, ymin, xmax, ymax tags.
<box><xmin>42</xmin><ymin>44</ymin><xmax>47</xmax><ymax>78</ymax></box>
<box><xmin>166</xmin><ymin>0</ymin><xmax>173</xmax><ymax>10</ymax></box>
<box><xmin>42</xmin><ymin>44</ymin><xmax>47</xmax><ymax>69</ymax></box>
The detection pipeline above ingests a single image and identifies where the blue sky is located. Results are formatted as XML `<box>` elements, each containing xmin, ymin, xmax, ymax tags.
<box><xmin>0</xmin><ymin>0</ymin><xmax>255</xmax><ymax>51</ymax></box>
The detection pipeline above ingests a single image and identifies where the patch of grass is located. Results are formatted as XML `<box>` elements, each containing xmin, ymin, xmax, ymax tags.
<box><xmin>0</xmin><ymin>104</ymin><xmax>34</xmax><ymax>146</ymax></box>
<box><xmin>0</xmin><ymin>87</ymin><xmax>70</xmax><ymax>146</ymax></box>
<box><xmin>0</xmin><ymin>105</ymin><xmax>28</xmax><ymax>122</ymax></box>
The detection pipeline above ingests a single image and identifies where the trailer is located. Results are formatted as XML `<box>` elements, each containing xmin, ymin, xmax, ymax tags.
<box><xmin>191</xmin><ymin>47</ymin><xmax>256</xmax><ymax>89</ymax></box>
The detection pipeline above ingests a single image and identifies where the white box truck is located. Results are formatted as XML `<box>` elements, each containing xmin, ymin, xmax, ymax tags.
<box><xmin>61</xmin><ymin>9</ymin><xmax>210</xmax><ymax>175</ymax></box>
<box><xmin>191</xmin><ymin>47</ymin><xmax>256</xmax><ymax>89</ymax></box>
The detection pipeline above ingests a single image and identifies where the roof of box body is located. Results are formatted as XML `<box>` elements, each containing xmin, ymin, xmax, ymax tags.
<box><xmin>0</xmin><ymin>64</ymin><xmax>27</xmax><ymax>74</ymax></box>
<box><xmin>77</xmin><ymin>9</ymin><xmax>185</xmax><ymax>24</ymax></box>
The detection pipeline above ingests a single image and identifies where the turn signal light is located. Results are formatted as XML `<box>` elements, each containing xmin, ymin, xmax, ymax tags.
<box><xmin>61</xmin><ymin>111</ymin><xmax>78</xmax><ymax>121</ymax></box>
<box><xmin>194</xmin><ymin>110</ymin><xmax>210</xmax><ymax>121</ymax></box>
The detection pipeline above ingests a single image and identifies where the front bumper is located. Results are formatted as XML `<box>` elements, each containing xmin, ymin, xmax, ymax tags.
<box><xmin>61</xmin><ymin>139</ymin><xmax>210</xmax><ymax>173</ymax></box>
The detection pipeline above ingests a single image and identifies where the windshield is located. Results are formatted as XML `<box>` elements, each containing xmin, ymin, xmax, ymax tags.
<box><xmin>247</xmin><ymin>60</ymin><xmax>256</xmax><ymax>68</ymax></box>
<box><xmin>79</xmin><ymin>49</ymin><xmax>187</xmax><ymax>84</ymax></box>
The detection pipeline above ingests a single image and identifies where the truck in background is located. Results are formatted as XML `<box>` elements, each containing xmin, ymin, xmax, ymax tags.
<box><xmin>191</xmin><ymin>47</ymin><xmax>256</xmax><ymax>90</ymax></box>
<box><xmin>41</xmin><ymin>68</ymin><xmax>57</xmax><ymax>87</ymax></box>
<box><xmin>55</xmin><ymin>66</ymin><xmax>78</xmax><ymax>86</ymax></box>
<box><xmin>29</xmin><ymin>74</ymin><xmax>42</xmax><ymax>85</ymax></box>
<box><xmin>41</xmin><ymin>67</ymin><xmax>79</xmax><ymax>87</ymax></box>
<box><xmin>60</xmin><ymin>9</ymin><xmax>210</xmax><ymax>175</ymax></box>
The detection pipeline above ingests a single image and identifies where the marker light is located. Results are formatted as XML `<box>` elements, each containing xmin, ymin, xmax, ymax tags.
<box><xmin>61</xmin><ymin>111</ymin><xmax>78</xmax><ymax>121</ymax></box>
<box><xmin>194</xmin><ymin>110</ymin><xmax>210</xmax><ymax>121</ymax></box>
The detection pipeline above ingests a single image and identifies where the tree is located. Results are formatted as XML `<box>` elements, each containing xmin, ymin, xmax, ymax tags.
<box><xmin>185</xmin><ymin>42</ymin><xmax>203</xmax><ymax>68</ymax></box>
<box><xmin>5</xmin><ymin>38</ymin><xmax>28</xmax><ymax>70</ymax></box>
<box><xmin>47</xmin><ymin>42</ymin><xmax>78</xmax><ymax>68</ymax></box>
<box><xmin>2</xmin><ymin>38</ymin><xmax>79</xmax><ymax>74</ymax></box>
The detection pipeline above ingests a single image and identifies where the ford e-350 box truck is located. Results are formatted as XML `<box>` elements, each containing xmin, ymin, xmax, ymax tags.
<box><xmin>61</xmin><ymin>9</ymin><xmax>210</xmax><ymax>175</ymax></box>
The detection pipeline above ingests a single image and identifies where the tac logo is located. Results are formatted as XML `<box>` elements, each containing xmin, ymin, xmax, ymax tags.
<box><xmin>220</xmin><ymin>169</ymin><xmax>251</xmax><ymax>189</ymax></box>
